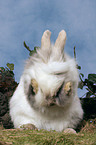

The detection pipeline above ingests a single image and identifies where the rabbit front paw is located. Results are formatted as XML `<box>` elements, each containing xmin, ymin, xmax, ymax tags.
<box><xmin>64</xmin><ymin>128</ymin><xmax>77</xmax><ymax>134</ymax></box>
<box><xmin>64</xmin><ymin>82</ymin><xmax>72</xmax><ymax>96</ymax></box>
<box><xmin>20</xmin><ymin>123</ymin><xmax>38</xmax><ymax>130</ymax></box>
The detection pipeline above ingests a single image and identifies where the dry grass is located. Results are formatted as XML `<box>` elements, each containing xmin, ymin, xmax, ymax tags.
<box><xmin>0</xmin><ymin>119</ymin><xmax>96</xmax><ymax>145</ymax></box>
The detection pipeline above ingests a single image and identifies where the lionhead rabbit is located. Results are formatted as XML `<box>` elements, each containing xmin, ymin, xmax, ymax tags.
<box><xmin>9</xmin><ymin>30</ymin><xmax>83</xmax><ymax>132</ymax></box>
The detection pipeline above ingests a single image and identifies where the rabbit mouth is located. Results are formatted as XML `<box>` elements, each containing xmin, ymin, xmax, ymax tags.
<box><xmin>49</xmin><ymin>102</ymin><xmax>56</xmax><ymax>106</ymax></box>
<box><xmin>46</xmin><ymin>98</ymin><xmax>56</xmax><ymax>107</ymax></box>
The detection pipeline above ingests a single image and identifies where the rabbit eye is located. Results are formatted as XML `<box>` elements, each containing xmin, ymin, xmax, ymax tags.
<box><xmin>31</xmin><ymin>79</ymin><xmax>38</xmax><ymax>95</ymax></box>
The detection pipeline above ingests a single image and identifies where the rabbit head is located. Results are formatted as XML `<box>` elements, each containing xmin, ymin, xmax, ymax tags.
<box><xmin>23</xmin><ymin>30</ymin><xmax>78</xmax><ymax>109</ymax></box>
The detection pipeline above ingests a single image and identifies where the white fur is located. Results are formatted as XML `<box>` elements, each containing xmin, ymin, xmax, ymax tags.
<box><xmin>9</xmin><ymin>30</ymin><xmax>83</xmax><ymax>131</ymax></box>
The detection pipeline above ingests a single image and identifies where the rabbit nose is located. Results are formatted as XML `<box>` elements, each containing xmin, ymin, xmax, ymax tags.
<box><xmin>46</xmin><ymin>93</ymin><xmax>56</xmax><ymax>99</ymax></box>
<box><xmin>46</xmin><ymin>95</ymin><xmax>56</xmax><ymax>102</ymax></box>
<box><xmin>46</xmin><ymin>95</ymin><xmax>56</xmax><ymax>106</ymax></box>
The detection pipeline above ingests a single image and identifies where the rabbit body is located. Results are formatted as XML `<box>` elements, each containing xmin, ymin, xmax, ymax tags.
<box><xmin>9</xmin><ymin>30</ymin><xmax>83</xmax><ymax>131</ymax></box>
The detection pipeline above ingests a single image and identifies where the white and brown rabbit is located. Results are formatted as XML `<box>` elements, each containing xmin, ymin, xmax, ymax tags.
<box><xmin>9</xmin><ymin>30</ymin><xmax>83</xmax><ymax>132</ymax></box>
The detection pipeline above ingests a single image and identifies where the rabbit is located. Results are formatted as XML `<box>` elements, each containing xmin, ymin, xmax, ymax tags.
<box><xmin>9</xmin><ymin>30</ymin><xmax>83</xmax><ymax>132</ymax></box>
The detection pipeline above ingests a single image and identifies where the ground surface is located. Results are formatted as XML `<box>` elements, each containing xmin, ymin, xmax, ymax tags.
<box><xmin>0</xmin><ymin>119</ymin><xmax>96</xmax><ymax>145</ymax></box>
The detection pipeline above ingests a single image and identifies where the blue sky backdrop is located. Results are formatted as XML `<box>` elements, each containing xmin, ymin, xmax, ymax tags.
<box><xmin>0</xmin><ymin>0</ymin><xmax>96</xmax><ymax>97</ymax></box>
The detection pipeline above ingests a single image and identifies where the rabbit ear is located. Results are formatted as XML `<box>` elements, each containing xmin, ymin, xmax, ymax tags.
<box><xmin>55</xmin><ymin>30</ymin><xmax>66</xmax><ymax>52</ymax></box>
<box><xmin>41</xmin><ymin>30</ymin><xmax>51</xmax><ymax>50</ymax></box>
